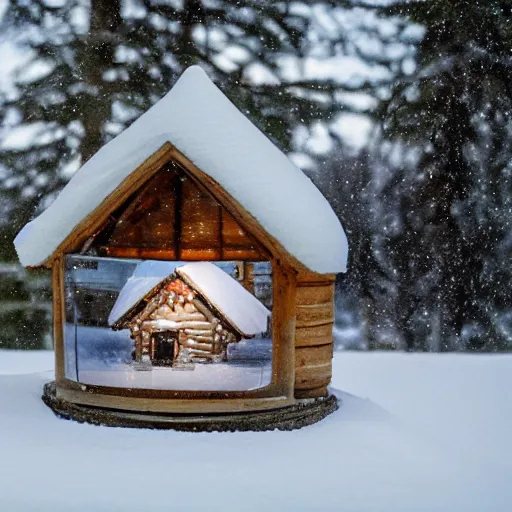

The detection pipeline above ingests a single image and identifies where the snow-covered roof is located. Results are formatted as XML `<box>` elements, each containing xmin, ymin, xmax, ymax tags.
<box><xmin>176</xmin><ymin>262</ymin><xmax>270</xmax><ymax>337</ymax></box>
<box><xmin>14</xmin><ymin>66</ymin><xmax>348</xmax><ymax>274</ymax></box>
<box><xmin>109</xmin><ymin>261</ymin><xmax>270</xmax><ymax>338</ymax></box>
<box><xmin>108</xmin><ymin>260</ymin><xmax>180</xmax><ymax>327</ymax></box>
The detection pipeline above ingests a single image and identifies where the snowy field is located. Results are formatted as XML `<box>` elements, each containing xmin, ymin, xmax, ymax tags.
<box><xmin>1</xmin><ymin>350</ymin><xmax>511</xmax><ymax>511</ymax></box>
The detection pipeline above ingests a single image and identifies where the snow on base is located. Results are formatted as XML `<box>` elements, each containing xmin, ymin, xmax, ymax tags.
<box><xmin>78</xmin><ymin>362</ymin><xmax>271</xmax><ymax>391</ymax></box>
<box><xmin>1</xmin><ymin>350</ymin><xmax>511</xmax><ymax>511</ymax></box>
<box><xmin>62</xmin><ymin>324</ymin><xmax>272</xmax><ymax>390</ymax></box>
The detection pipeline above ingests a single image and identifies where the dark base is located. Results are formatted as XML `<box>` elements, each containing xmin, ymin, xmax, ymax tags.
<box><xmin>42</xmin><ymin>381</ymin><xmax>339</xmax><ymax>432</ymax></box>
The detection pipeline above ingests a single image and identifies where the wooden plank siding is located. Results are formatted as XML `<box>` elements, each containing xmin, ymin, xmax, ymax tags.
<box><xmin>293</xmin><ymin>274</ymin><xmax>335</xmax><ymax>398</ymax></box>
<box><xmin>99</xmin><ymin>162</ymin><xmax>265</xmax><ymax>262</ymax></box>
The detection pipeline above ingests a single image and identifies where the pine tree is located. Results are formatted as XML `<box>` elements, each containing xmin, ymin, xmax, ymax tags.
<box><xmin>377</xmin><ymin>0</ymin><xmax>512</xmax><ymax>350</ymax></box>
<box><xmin>316</xmin><ymin>150</ymin><xmax>376</xmax><ymax>347</ymax></box>
<box><xmin>0</xmin><ymin>0</ymin><xmax>406</xmax><ymax>347</ymax></box>
<box><xmin>0</xmin><ymin>0</ymin><xmax>395</xmax><ymax>234</ymax></box>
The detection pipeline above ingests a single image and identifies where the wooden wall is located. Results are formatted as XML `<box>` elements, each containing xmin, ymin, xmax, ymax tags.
<box><xmin>98</xmin><ymin>165</ymin><xmax>265</xmax><ymax>261</ymax></box>
<box><xmin>293</xmin><ymin>273</ymin><xmax>335</xmax><ymax>399</ymax></box>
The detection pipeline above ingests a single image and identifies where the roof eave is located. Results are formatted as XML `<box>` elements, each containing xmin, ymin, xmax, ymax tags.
<box><xmin>22</xmin><ymin>142</ymin><xmax>341</xmax><ymax>278</ymax></box>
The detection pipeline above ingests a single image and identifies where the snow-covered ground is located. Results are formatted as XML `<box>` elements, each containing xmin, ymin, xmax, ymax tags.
<box><xmin>63</xmin><ymin>324</ymin><xmax>272</xmax><ymax>390</ymax></box>
<box><xmin>1</xmin><ymin>350</ymin><xmax>511</xmax><ymax>511</ymax></box>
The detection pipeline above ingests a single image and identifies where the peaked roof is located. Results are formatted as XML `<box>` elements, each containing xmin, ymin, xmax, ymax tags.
<box><xmin>109</xmin><ymin>261</ymin><xmax>270</xmax><ymax>338</ymax></box>
<box><xmin>14</xmin><ymin>66</ymin><xmax>348</xmax><ymax>274</ymax></box>
<box><xmin>108</xmin><ymin>260</ymin><xmax>180</xmax><ymax>327</ymax></box>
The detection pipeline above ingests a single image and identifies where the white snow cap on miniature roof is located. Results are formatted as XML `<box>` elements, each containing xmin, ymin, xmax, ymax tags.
<box><xmin>108</xmin><ymin>261</ymin><xmax>270</xmax><ymax>337</ymax></box>
<box><xmin>108</xmin><ymin>260</ymin><xmax>180</xmax><ymax>327</ymax></box>
<box><xmin>176</xmin><ymin>262</ymin><xmax>270</xmax><ymax>337</ymax></box>
<box><xmin>14</xmin><ymin>66</ymin><xmax>348</xmax><ymax>273</ymax></box>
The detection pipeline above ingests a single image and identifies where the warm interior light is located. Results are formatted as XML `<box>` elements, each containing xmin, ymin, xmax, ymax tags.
<box><xmin>63</xmin><ymin>256</ymin><xmax>273</xmax><ymax>392</ymax></box>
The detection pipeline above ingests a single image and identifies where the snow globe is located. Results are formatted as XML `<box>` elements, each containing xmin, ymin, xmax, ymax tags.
<box><xmin>14</xmin><ymin>66</ymin><xmax>348</xmax><ymax>431</ymax></box>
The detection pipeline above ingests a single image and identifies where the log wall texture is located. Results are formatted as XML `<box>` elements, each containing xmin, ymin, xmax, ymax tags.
<box><xmin>293</xmin><ymin>273</ymin><xmax>335</xmax><ymax>398</ymax></box>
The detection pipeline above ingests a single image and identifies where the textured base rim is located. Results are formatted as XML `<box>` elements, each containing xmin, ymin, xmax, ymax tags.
<box><xmin>42</xmin><ymin>381</ymin><xmax>339</xmax><ymax>432</ymax></box>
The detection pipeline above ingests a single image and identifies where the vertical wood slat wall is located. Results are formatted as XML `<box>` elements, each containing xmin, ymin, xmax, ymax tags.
<box><xmin>293</xmin><ymin>273</ymin><xmax>335</xmax><ymax>398</ymax></box>
<box><xmin>107</xmin><ymin>170</ymin><xmax>177</xmax><ymax>257</ymax></box>
<box><xmin>102</xmin><ymin>166</ymin><xmax>264</xmax><ymax>261</ymax></box>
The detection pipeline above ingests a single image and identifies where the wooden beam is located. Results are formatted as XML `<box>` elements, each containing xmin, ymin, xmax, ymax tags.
<box><xmin>40</xmin><ymin>144</ymin><xmax>175</xmax><ymax>268</ymax></box>
<box><xmin>173</xmin><ymin>165</ymin><xmax>183</xmax><ymax>260</ymax></box>
<box><xmin>52</xmin><ymin>257</ymin><xmax>66</xmax><ymax>384</ymax></box>
<box><xmin>181</xmin><ymin>340</ymin><xmax>213</xmax><ymax>352</ymax></box>
<box><xmin>218</xmin><ymin>203</ymin><xmax>223</xmax><ymax>259</ymax></box>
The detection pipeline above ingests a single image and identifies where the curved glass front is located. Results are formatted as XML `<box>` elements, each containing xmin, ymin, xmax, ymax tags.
<box><xmin>63</xmin><ymin>255</ymin><xmax>273</xmax><ymax>391</ymax></box>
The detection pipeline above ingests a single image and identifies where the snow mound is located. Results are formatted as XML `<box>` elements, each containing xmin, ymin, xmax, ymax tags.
<box><xmin>14</xmin><ymin>66</ymin><xmax>348</xmax><ymax>274</ymax></box>
<box><xmin>1</xmin><ymin>351</ymin><xmax>511</xmax><ymax>510</ymax></box>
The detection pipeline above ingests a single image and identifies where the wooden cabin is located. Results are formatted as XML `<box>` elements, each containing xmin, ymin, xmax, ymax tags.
<box><xmin>109</xmin><ymin>261</ymin><xmax>270</xmax><ymax>367</ymax></box>
<box><xmin>14</xmin><ymin>65</ymin><xmax>349</xmax><ymax>421</ymax></box>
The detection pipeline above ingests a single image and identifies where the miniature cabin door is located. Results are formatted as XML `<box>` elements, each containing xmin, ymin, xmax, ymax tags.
<box><xmin>149</xmin><ymin>331</ymin><xmax>179</xmax><ymax>366</ymax></box>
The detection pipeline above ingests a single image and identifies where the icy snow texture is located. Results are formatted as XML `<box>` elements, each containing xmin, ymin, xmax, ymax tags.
<box><xmin>176</xmin><ymin>262</ymin><xmax>270</xmax><ymax>336</ymax></box>
<box><xmin>1</xmin><ymin>351</ymin><xmax>511</xmax><ymax>511</ymax></box>
<box><xmin>14</xmin><ymin>66</ymin><xmax>348</xmax><ymax>273</ymax></box>
<box><xmin>108</xmin><ymin>261</ymin><xmax>270</xmax><ymax>337</ymax></box>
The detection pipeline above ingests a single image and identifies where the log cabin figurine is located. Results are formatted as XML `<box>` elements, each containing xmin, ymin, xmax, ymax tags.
<box><xmin>108</xmin><ymin>261</ymin><xmax>270</xmax><ymax>369</ymax></box>
<box><xmin>14</xmin><ymin>65</ymin><xmax>349</xmax><ymax>431</ymax></box>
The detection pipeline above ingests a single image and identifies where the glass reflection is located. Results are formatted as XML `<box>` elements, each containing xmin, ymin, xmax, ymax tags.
<box><xmin>64</xmin><ymin>256</ymin><xmax>272</xmax><ymax>391</ymax></box>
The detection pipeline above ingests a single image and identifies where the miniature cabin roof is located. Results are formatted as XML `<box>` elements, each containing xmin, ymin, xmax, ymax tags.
<box><xmin>14</xmin><ymin>65</ymin><xmax>348</xmax><ymax>274</ymax></box>
<box><xmin>108</xmin><ymin>261</ymin><xmax>270</xmax><ymax>338</ymax></box>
